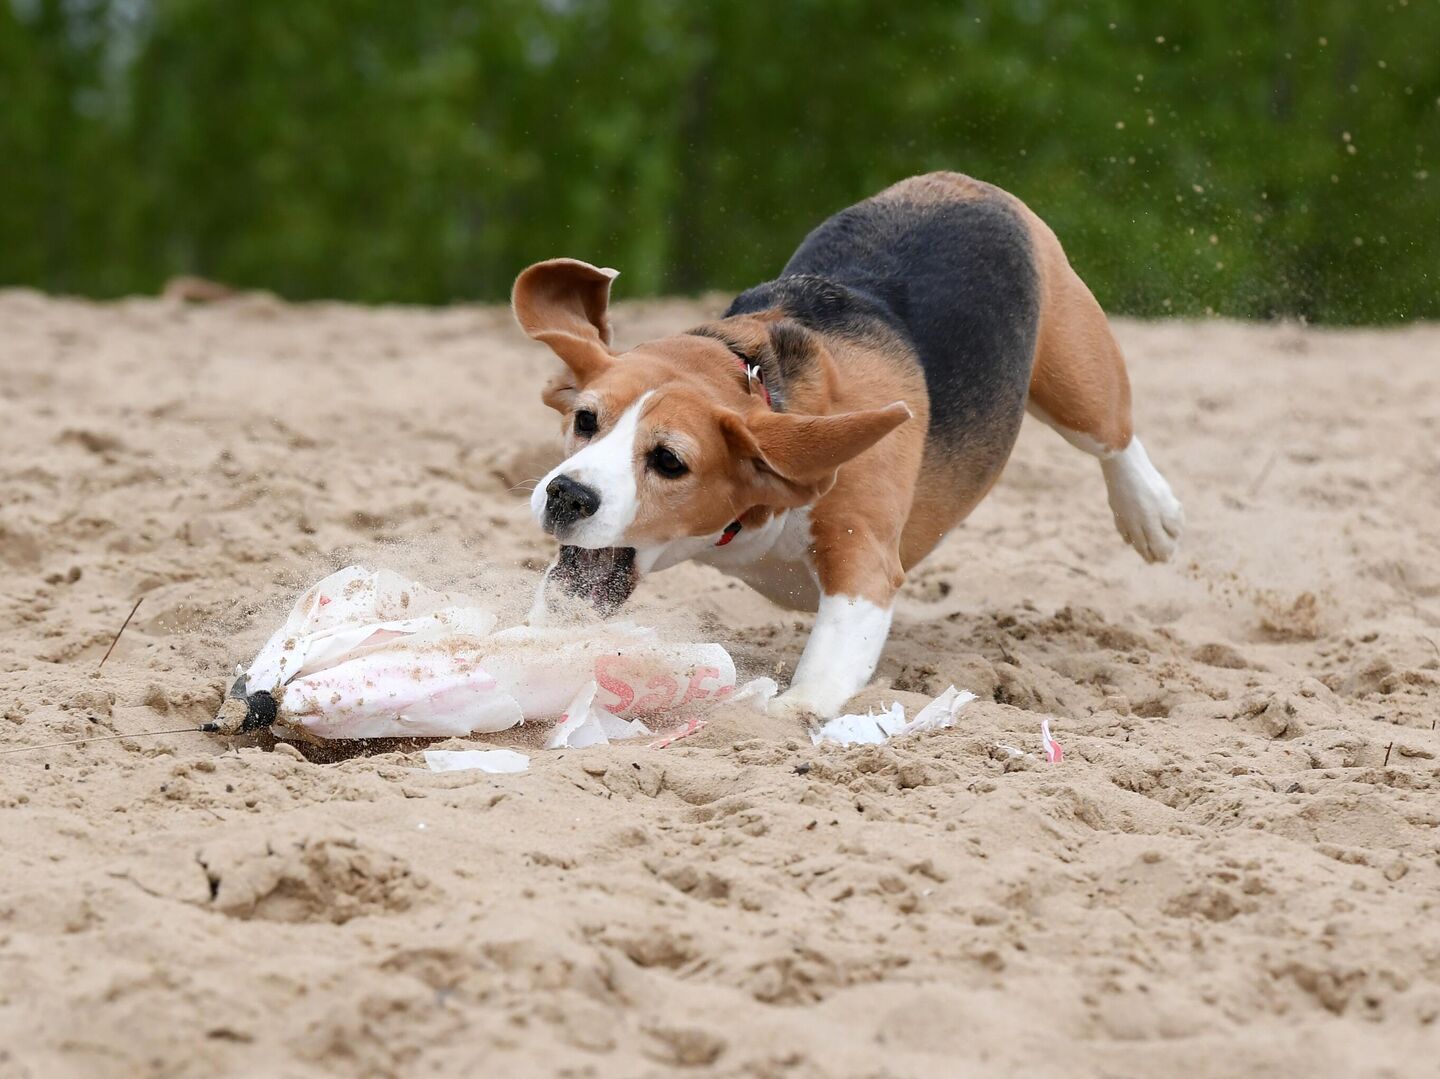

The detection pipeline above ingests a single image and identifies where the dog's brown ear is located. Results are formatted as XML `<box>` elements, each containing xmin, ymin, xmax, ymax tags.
<box><xmin>512</xmin><ymin>258</ymin><xmax>619</xmax><ymax>382</ymax></box>
<box><xmin>721</xmin><ymin>401</ymin><xmax>913</xmax><ymax>505</ymax></box>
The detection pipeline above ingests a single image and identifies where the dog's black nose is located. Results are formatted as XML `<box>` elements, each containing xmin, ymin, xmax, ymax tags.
<box><xmin>544</xmin><ymin>475</ymin><xmax>601</xmax><ymax>531</ymax></box>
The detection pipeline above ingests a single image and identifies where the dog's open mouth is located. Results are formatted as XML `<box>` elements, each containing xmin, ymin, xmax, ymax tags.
<box><xmin>548</xmin><ymin>545</ymin><xmax>639</xmax><ymax>617</ymax></box>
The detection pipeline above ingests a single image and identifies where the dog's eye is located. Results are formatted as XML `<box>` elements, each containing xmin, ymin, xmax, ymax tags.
<box><xmin>648</xmin><ymin>446</ymin><xmax>688</xmax><ymax>479</ymax></box>
<box><xmin>573</xmin><ymin>410</ymin><xmax>598</xmax><ymax>437</ymax></box>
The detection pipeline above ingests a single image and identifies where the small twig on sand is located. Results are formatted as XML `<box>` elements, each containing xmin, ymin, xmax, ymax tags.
<box><xmin>98</xmin><ymin>598</ymin><xmax>144</xmax><ymax>670</ymax></box>
<box><xmin>1383</xmin><ymin>742</ymin><xmax>1393</xmax><ymax>768</ymax></box>
<box><xmin>1248</xmin><ymin>451</ymin><xmax>1279</xmax><ymax>497</ymax></box>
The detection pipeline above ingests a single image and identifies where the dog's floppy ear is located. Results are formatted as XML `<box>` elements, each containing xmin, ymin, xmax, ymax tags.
<box><xmin>512</xmin><ymin>258</ymin><xmax>619</xmax><ymax>382</ymax></box>
<box><xmin>720</xmin><ymin>401</ymin><xmax>913</xmax><ymax>505</ymax></box>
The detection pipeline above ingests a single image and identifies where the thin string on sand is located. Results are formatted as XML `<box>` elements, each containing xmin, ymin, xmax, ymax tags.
<box><xmin>0</xmin><ymin>594</ymin><xmax>224</xmax><ymax>756</ymax></box>
<box><xmin>0</xmin><ymin>726</ymin><xmax>207</xmax><ymax>757</ymax></box>
<box><xmin>0</xmin><ymin>597</ymin><xmax>206</xmax><ymax>756</ymax></box>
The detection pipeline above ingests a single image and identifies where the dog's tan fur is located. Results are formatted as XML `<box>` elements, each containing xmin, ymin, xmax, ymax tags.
<box><xmin>1020</xmin><ymin>207</ymin><xmax>1135</xmax><ymax>451</ymax></box>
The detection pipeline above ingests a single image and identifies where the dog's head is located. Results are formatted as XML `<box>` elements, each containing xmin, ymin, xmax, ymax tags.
<box><xmin>513</xmin><ymin>260</ymin><xmax>909</xmax><ymax>610</ymax></box>
<box><xmin>513</xmin><ymin>259</ymin><xmax>910</xmax><ymax>595</ymax></box>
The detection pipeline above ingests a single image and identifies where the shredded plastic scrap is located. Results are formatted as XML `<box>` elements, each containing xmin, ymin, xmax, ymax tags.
<box><xmin>808</xmin><ymin>685</ymin><xmax>978</xmax><ymax>746</ymax></box>
<box><xmin>1041</xmin><ymin>718</ymin><xmax>1064</xmax><ymax>763</ymax></box>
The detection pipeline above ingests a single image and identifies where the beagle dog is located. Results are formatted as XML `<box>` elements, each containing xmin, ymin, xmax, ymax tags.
<box><xmin>513</xmin><ymin>172</ymin><xmax>1183</xmax><ymax>720</ymax></box>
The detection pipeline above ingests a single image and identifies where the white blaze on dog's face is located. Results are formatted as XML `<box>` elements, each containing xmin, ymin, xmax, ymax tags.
<box><xmin>529</xmin><ymin>390</ymin><xmax>653</xmax><ymax>548</ymax></box>
<box><xmin>513</xmin><ymin>258</ymin><xmax>912</xmax><ymax>553</ymax></box>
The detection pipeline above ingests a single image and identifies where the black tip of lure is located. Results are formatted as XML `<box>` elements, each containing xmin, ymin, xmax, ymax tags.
<box><xmin>242</xmin><ymin>691</ymin><xmax>277</xmax><ymax>731</ymax></box>
<box><xmin>202</xmin><ymin>690</ymin><xmax>277</xmax><ymax>735</ymax></box>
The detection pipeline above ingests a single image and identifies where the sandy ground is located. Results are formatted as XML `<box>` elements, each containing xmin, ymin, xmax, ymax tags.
<box><xmin>1</xmin><ymin>288</ymin><xmax>1438</xmax><ymax>1079</ymax></box>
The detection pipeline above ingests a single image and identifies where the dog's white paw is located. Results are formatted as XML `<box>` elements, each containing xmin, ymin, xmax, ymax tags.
<box><xmin>1102</xmin><ymin>437</ymin><xmax>1184</xmax><ymax>563</ymax></box>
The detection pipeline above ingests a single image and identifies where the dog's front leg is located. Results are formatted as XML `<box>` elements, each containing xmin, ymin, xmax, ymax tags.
<box><xmin>772</xmin><ymin>593</ymin><xmax>894</xmax><ymax>719</ymax></box>
<box><xmin>771</xmin><ymin>523</ymin><xmax>903</xmax><ymax>720</ymax></box>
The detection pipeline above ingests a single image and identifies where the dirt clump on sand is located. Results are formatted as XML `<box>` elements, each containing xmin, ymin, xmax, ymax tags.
<box><xmin>1</xmin><ymin>290</ymin><xmax>1438</xmax><ymax>1077</ymax></box>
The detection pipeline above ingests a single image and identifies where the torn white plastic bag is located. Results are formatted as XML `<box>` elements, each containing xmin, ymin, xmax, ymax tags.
<box><xmin>808</xmin><ymin>685</ymin><xmax>977</xmax><ymax>747</ymax></box>
<box><xmin>225</xmin><ymin>565</ymin><xmax>736</xmax><ymax>740</ymax></box>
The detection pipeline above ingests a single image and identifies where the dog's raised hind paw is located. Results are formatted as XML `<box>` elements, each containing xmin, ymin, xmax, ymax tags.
<box><xmin>1102</xmin><ymin>437</ymin><xmax>1184</xmax><ymax>563</ymax></box>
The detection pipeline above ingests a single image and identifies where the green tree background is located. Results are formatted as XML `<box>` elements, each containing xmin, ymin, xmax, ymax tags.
<box><xmin>2</xmin><ymin>0</ymin><xmax>1436</xmax><ymax>322</ymax></box>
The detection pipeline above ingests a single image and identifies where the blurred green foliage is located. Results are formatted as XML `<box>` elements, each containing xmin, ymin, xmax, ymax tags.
<box><xmin>1</xmin><ymin>0</ymin><xmax>1436</xmax><ymax>321</ymax></box>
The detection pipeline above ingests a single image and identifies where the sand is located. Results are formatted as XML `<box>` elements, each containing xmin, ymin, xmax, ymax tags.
<box><xmin>1</xmin><ymin>288</ymin><xmax>1437</xmax><ymax>1078</ymax></box>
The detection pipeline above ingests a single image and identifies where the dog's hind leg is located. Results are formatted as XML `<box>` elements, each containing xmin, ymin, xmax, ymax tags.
<box><xmin>1022</xmin><ymin>218</ymin><xmax>1184</xmax><ymax>562</ymax></box>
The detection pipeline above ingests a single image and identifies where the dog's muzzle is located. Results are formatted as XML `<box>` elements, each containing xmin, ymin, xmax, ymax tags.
<box><xmin>543</xmin><ymin>474</ymin><xmax>600</xmax><ymax>535</ymax></box>
<box><xmin>547</xmin><ymin>545</ymin><xmax>639</xmax><ymax>617</ymax></box>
